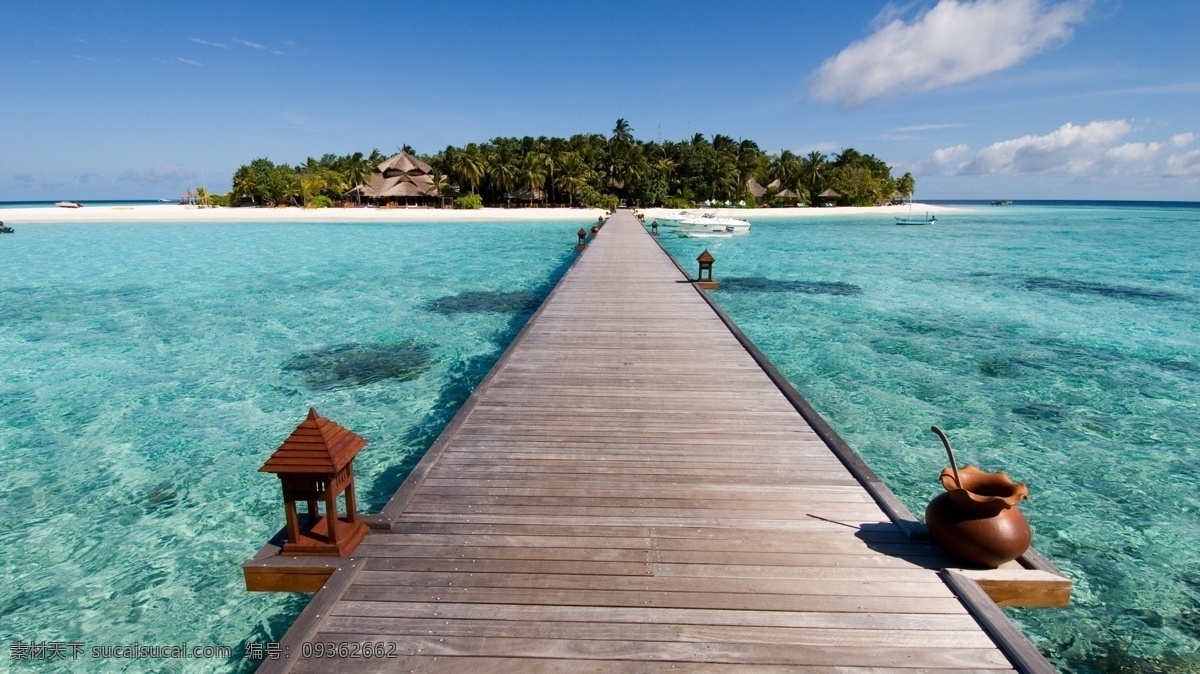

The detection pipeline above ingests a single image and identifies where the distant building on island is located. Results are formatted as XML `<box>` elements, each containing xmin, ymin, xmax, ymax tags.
<box><xmin>347</xmin><ymin>151</ymin><xmax>454</xmax><ymax>206</ymax></box>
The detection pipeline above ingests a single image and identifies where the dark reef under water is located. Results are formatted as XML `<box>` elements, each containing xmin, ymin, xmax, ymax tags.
<box><xmin>281</xmin><ymin>341</ymin><xmax>433</xmax><ymax>390</ymax></box>
<box><xmin>1023</xmin><ymin>276</ymin><xmax>1193</xmax><ymax>303</ymax></box>
<box><xmin>423</xmin><ymin>290</ymin><xmax>545</xmax><ymax>314</ymax></box>
<box><xmin>717</xmin><ymin>277</ymin><xmax>863</xmax><ymax>295</ymax></box>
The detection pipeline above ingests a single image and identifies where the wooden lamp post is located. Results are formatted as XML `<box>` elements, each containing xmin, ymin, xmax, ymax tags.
<box><xmin>576</xmin><ymin>228</ymin><xmax>587</xmax><ymax>250</ymax></box>
<box><xmin>259</xmin><ymin>408</ymin><xmax>368</xmax><ymax>557</ymax></box>
<box><xmin>696</xmin><ymin>250</ymin><xmax>718</xmax><ymax>290</ymax></box>
<box><xmin>651</xmin><ymin>220</ymin><xmax>659</xmax><ymax>236</ymax></box>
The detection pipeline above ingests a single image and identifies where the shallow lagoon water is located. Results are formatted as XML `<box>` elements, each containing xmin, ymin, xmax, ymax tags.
<box><xmin>660</xmin><ymin>204</ymin><xmax>1200</xmax><ymax>673</ymax></box>
<box><xmin>2</xmin><ymin>208</ymin><xmax>1198</xmax><ymax>672</ymax></box>
<box><xmin>0</xmin><ymin>219</ymin><xmax>577</xmax><ymax>672</ymax></box>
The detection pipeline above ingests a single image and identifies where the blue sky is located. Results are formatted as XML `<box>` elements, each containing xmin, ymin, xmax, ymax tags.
<box><xmin>2</xmin><ymin>0</ymin><xmax>1198</xmax><ymax>200</ymax></box>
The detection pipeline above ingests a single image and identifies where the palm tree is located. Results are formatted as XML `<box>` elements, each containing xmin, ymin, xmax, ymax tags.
<box><xmin>428</xmin><ymin>170</ymin><xmax>451</xmax><ymax>207</ymax></box>
<box><xmin>342</xmin><ymin>152</ymin><xmax>373</xmax><ymax>205</ymax></box>
<box><xmin>896</xmin><ymin>172</ymin><xmax>915</xmax><ymax>201</ymax></box>
<box><xmin>712</xmin><ymin>156</ymin><xmax>740</xmax><ymax>201</ymax></box>
<box><xmin>611</xmin><ymin>118</ymin><xmax>634</xmax><ymax>144</ymax></box>
<box><xmin>231</xmin><ymin>170</ymin><xmax>257</xmax><ymax>206</ymax></box>
<box><xmin>194</xmin><ymin>186</ymin><xmax>211</xmax><ymax>208</ymax></box>
<box><xmin>520</xmin><ymin>153</ymin><xmax>548</xmax><ymax>207</ymax></box>
<box><xmin>770</xmin><ymin>151</ymin><xmax>801</xmax><ymax>189</ymax></box>
<box><xmin>802</xmin><ymin>151</ymin><xmax>828</xmax><ymax>203</ymax></box>
<box><xmin>488</xmin><ymin>149</ymin><xmax>518</xmax><ymax>204</ymax></box>
<box><xmin>451</xmin><ymin>144</ymin><xmax>486</xmax><ymax>195</ymax></box>
<box><xmin>555</xmin><ymin>152</ymin><xmax>590</xmax><ymax>207</ymax></box>
<box><xmin>654</xmin><ymin>157</ymin><xmax>676</xmax><ymax>186</ymax></box>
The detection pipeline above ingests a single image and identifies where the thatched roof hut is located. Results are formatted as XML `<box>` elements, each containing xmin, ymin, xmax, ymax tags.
<box><xmin>746</xmin><ymin>179</ymin><xmax>766</xmax><ymax>198</ymax></box>
<box><xmin>377</xmin><ymin>151</ymin><xmax>433</xmax><ymax>177</ymax></box>
<box><xmin>350</xmin><ymin>151</ymin><xmax>440</xmax><ymax>204</ymax></box>
<box><xmin>775</xmin><ymin>188</ymin><xmax>801</xmax><ymax>202</ymax></box>
<box><xmin>817</xmin><ymin>188</ymin><xmax>842</xmax><ymax>207</ymax></box>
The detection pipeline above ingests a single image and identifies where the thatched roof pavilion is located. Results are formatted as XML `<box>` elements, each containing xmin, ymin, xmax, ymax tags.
<box><xmin>775</xmin><ymin>188</ymin><xmax>801</xmax><ymax>202</ymax></box>
<box><xmin>746</xmin><ymin>179</ymin><xmax>766</xmax><ymax>199</ymax></box>
<box><xmin>817</xmin><ymin>188</ymin><xmax>842</xmax><ymax>207</ymax></box>
<box><xmin>348</xmin><ymin>151</ymin><xmax>443</xmax><ymax>204</ymax></box>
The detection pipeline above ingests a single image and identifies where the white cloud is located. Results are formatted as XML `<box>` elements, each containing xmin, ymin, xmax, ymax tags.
<box><xmin>811</xmin><ymin>0</ymin><xmax>1089</xmax><ymax>107</ymax></box>
<box><xmin>191</xmin><ymin>38</ymin><xmax>227</xmax><ymax>48</ymax></box>
<box><xmin>176</xmin><ymin>57</ymin><xmax>202</xmax><ymax>66</ymax></box>
<box><xmin>1105</xmin><ymin>142</ymin><xmax>1162</xmax><ymax>163</ymax></box>
<box><xmin>918</xmin><ymin>120</ymin><xmax>1200</xmax><ymax>179</ymax></box>
<box><xmin>1171</xmin><ymin>132</ymin><xmax>1196</xmax><ymax>148</ymax></box>
<box><xmin>232</xmin><ymin>37</ymin><xmax>265</xmax><ymax>49</ymax></box>
<box><xmin>1165</xmin><ymin>150</ymin><xmax>1200</xmax><ymax>177</ymax></box>
<box><xmin>958</xmin><ymin>120</ymin><xmax>1129</xmax><ymax>175</ymax></box>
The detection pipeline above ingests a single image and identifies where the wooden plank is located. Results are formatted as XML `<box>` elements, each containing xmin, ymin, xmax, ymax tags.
<box><xmin>294</xmin><ymin>657</ymin><xmax>1014</xmax><ymax>674</ymax></box>
<box><xmin>319</xmin><ymin>616</ymin><xmax>999</xmax><ymax>648</ymax></box>
<box><xmin>351</xmin><ymin>571</ymin><xmax>956</xmax><ymax>597</ymax></box>
<box><xmin>952</xmin><ymin>568</ymin><xmax>1072</xmax><ymax>607</ymax></box>
<box><xmin>290</xmin><ymin>634</ymin><xmax>1015</xmax><ymax>668</ymax></box>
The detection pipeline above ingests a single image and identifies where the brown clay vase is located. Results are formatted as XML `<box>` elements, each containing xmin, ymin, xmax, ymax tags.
<box><xmin>925</xmin><ymin>465</ymin><xmax>1032</xmax><ymax>568</ymax></box>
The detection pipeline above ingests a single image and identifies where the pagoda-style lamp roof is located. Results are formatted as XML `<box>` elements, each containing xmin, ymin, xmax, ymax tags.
<box><xmin>697</xmin><ymin>250</ymin><xmax>715</xmax><ymax>264</ymax></box>
<box><xmin>260</xmin><ymin>408</ymin><xmax>367</xmax><ymax>475</ymax></box>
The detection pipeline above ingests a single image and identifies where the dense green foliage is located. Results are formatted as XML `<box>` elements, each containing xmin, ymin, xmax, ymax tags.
<box><xmin>453</xmin><ymin>193</ymin><xmax>483</xmax><ymax>209</ymax></box>
<box><xmin>221</xmin><ymin>121</ymin><xmax>912</xmax><ymax>208</ymax></box>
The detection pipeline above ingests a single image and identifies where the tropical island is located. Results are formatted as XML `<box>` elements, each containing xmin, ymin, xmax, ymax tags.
<box><xmin>210</xmin><ymin>120</ymin><xmax>915</xmax><ymax>210</ymax></box>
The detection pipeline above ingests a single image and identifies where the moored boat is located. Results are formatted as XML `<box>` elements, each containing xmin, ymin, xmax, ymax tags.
<box><xmin>679</xmin><ymin>210</ymin><xmax>751</xmax><ymax>233</ymax></box>
<box><xmin>55</xmin><ymin>201</ymin><xmax>84</xmax><ymax>208</ymax></box>
<box><xmin>895</xmin><ymin>214</ymin><xmax>937</xmax><ymax>225</ymax></box>
<box><xmin>677</xmin><ymin>228</ymin><xmax>733</xmax><ymax>238</ymax></box>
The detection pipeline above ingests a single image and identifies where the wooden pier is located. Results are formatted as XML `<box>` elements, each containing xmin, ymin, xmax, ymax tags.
<box><xmin>250</xmin><ymin>210</ymin><xmax>1061</xmax><ymax>672</ymax></box>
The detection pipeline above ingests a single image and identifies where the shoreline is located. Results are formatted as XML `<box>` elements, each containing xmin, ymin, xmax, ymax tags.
<box><xmin>0</xmin><ymin>203</ymin><xmax>959</xmax><ymax>224</ymax></box>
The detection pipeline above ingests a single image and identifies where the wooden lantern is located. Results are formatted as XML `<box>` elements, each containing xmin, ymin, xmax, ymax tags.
<box><xmin>651</xmin><ymin>220</ymin><xmax>659</xmax><ymax>236</ymax></box>
<box><xmin>696</xmin><ymin>250</ymin><xmax>718</xmax><ymax>290</ymax></box>
<box><xmin>576</xmin><ymin>228</ymin><xmax>587</xmax><ymax>250</ymax></box>
<box><xmin>259</xmin><ymin>408</ymin><xmax>368</xmax><ymax>557</ymax></box>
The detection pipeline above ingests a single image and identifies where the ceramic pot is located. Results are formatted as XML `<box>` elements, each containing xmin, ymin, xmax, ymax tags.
<box><xmin>925</xmin><ymin>465</ymin><xmax>1031</xmax><ymax>568</ymax></box>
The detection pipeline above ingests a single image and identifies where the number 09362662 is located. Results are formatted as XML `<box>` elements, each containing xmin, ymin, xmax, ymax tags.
<box><xmin>300</xmin><ymin>642</ymin><xmax>398</xmax><ymax>658</ymax></box>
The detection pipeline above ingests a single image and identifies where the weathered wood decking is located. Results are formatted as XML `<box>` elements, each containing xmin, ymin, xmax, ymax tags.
<box><xmin>260</xmin><ymin>210</ymin><xmax>1052</xmax><ymax>673</ymax></box>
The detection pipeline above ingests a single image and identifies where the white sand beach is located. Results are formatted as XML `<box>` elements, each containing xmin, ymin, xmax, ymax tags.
<box><xmin>0</xmin><ymin>203</ymin><xmax>956</xmax><ymax>224</ymax></box>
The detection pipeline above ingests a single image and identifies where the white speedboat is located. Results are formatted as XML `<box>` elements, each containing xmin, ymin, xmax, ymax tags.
<box><xmin>56</xmin><ymin>201</ymin><xmax>84</xmax><ymax>208</ymax></box>
<box><xmin>679</xmin><ymin>210</ymin><xmax>751</xmax><ymax>233</ymax></box>
<box><xmin>657</xmin><ymin>209</ymin><xmax>705</xmax><ymax>222</ymax></box>
<box><xmin>677</xmin><ymin>229</ymin><xmax>732</xmax><ymax>238</ymax></box>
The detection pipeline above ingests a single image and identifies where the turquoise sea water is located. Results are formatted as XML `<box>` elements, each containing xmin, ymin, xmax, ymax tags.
<box><xmin>0</xmin><ymin>219</ymin><xmax>577</xmax><ymax>672</ymax></box>
<box><xmin>659</xmin><ymin>204</ymin><xmax>1200</xmax><ymax>673</ymax></box>
<box><xmin>2</xmin><ymin>207</ymin><xmax>1197</xmax><ymax>673</ymax></box>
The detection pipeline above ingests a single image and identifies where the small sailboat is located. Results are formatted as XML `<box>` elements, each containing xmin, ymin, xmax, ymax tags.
<box><xmin>895</xmin><ymin>212</ymin><xmax>936</xmax><ymax>225</ymax></box>
<box><xmin>895</xmin><ymin>195</ymin><xmax>936</xmax><ymax>225</ymax></box>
